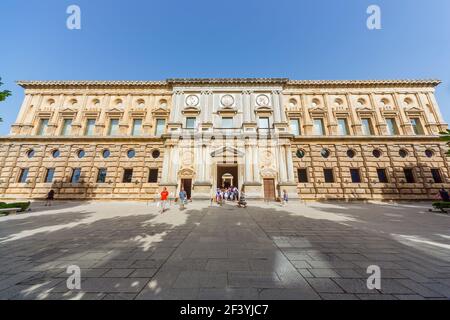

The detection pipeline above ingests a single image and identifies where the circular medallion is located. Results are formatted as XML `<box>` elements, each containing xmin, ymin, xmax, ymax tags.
<box><xmin>221</xmin><ymin>94</ymin><xmax>234</xmax><ymax>107</ymax></box>
<box><xmin>256</xmin><ymin>94</ymin><xmax>270</xmax><ymax>107</ymax></box>
<box><xmin>185</xmin><ymin>95</ymin><xmax>199</xmax><ymax>107</ymax></box>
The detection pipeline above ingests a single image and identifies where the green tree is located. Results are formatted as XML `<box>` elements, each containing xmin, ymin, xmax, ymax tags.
<box><xmin>0</xmin><ymin>77</ymin><xmax>12</xmax><ymax>122</ymax></box>
<box><xmin>440</xmin><ymin>129</ymin><xmax>450</xmax><ymax>155</ymax></box>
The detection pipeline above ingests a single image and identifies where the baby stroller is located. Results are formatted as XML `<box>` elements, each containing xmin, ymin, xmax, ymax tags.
<box><xmin>237</xmin><ymin>193</ymin><xmax>247</xmax><ymax>208</ymax></box>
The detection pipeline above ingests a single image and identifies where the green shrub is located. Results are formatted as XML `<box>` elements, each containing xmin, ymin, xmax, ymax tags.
<box><xmin>0</xmin><ymin>201</ymin><xmax>31</xmax><ymax>212</ymax></box>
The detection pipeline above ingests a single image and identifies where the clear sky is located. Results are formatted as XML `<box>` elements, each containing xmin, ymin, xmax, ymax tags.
<box><xmin>1</xmin><ymin>0</ymin><xmax>449</xmax><ymax>135</ymax></box>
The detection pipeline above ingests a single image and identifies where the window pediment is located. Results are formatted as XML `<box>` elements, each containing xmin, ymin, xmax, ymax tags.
<box><xmin>255</xmin><ymin>106</ymin><xmax>273</xmax><ymax>114</ymax></box>
<box><xmin>211</xmin><ymin>146</ymin><xmax>244</xmax><ymax>158</ymax></box>
<box><xmin>182</xmin><ymin>106</ymin><xmax>201</xmax><ymax>116</ymax></box>
<box><xmin>152</xmin><ymin>107</ymin><xmax>170</xmax><ymax>117</ymax></box>
<box><xmin>217</xmin><ymin>108</ymin><xmax>237</xmax><ymax>116</ymax></box>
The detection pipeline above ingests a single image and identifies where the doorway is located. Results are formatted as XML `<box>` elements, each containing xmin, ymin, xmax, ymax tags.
<box><xmin>263</xmin><ymin>178</ymin><xmax>276</xmax><ymax>200</ymax></box>
<box><xmin>181</xmin><ymin>179</ymin><xmax>192</xmax><ymax>199</ymax></box>
<box><xmin>217</xmin><ymin>165</ymin><xmax>238</xmax><ymax>189</ymax></box>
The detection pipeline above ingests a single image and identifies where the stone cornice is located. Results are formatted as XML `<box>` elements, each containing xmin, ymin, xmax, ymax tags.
<box><xmin>0</xmin><ymin>136</ymin><xmax>165</xmax><ymax>143</ymax></box>
<box><xmin>286</xmin><ymin>79</ymin><xmax>441</xmax><ymax>89</ymax></box>
<box><xmin>16</xmin><ymin>78</ymin><xmax>441</xmax><ymax>89</ymax></box>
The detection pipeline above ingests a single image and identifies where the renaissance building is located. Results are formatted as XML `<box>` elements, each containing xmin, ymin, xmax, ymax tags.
<box><xmin>0</xmin><ymin>78</ymin><xmax>448</xmax><ymax>201</ymax></box>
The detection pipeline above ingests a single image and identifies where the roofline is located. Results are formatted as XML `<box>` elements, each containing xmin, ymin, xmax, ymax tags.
<box><xmin>15</xmin><ymin>78</ymin><xmax>442</xmax><ymax>88</ymax></box>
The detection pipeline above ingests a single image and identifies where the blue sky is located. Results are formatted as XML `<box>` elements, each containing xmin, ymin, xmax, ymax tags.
<box><xmin>0</xmin><ymin>0</ymin><xmax>449</xmax><ymax>135</ymax></box>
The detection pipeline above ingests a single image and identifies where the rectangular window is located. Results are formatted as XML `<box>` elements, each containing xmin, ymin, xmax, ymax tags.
<box><xmin>131</xmin><ymin>119</ymin><xmax>142</xmax><ymax>136</ymax></box>
<box><xmin>71</xmin><ymin>168</ymin><xmax>81</xmax><ymax>183</ymax></box>
<box><xmin>155</xmin><ymin>119</ymin><xmax>166</xmax><ymax>136</ymax></box>
<box><xmin>85</xmin><ymin>119</ymin><xmax>96</xmax><ymax>136</ymax></box>
<box><xmin>313</xmin><ymin>119</ymin><xmax>325</xmax><ymax>135</ymax></box>
<box><xmin>350</xmin><ymin>168</ymin><xmax>361</xmax><ymax>183</ymax></box>
<box><xmin>61</xmin><ymin>119</ymin><xmax>72</xmax><ymax>136</ymax></box>
<box><xmin>18</xmin><ymin>168</ymin><xmax>29</xmax><ymax>183</ymax></box>
<box><xmin>337</xmin><ymin>118</ymin><xmax>349</xmax><ymax>135</ymax></box>
<box><xmin>148</xmin><ymin>168</ymin><xmax>159</xmax><ymax>183</ymax></box>
<box><xmin>297</xmin><ymin>168</ymin><xmax>308</xmax><ymax>183</ymax></box>
<box><xmin>37</xmin><ymin>119</ymin><xmax>49</xmax><ymax>136</ymax></box>
<box><xmin>290</xmin><ymin>119</ymin><xmax>301</xmax><ymax>136</ymax></box>
<box><xmin>108</xmin><ymin>119</ymin><xmax>119</xmax><ymax>136</ymax></box>
<box><xmin>361</xmin><ymin>118</ymin><xmax>373</xmax><ymax>135</ymax></box>
<box><xmin>186</xmin><ymin>117</ymin><xmax>196</xmax><ymax>129</ymax></box>
<box><xmin>221</xmin><ymin>117</ymin><xmax>233</xmax><ymax>129</ymax></box>
<box><xmin>377</xmin><ymin>168</ymin><xmax>389</xmax><ymax>183</ymax></box>
<box><xmin>323</xmin><ymin>168</ymin><xmax>334</xmax><ymax>183</ymax></box>
<box><xmin>123</xmin><ymin>169</ymin><xmax>133</xmax><ymax>183</ymax></box>
<box><xmin>385</xmin><ymin>118</ymin><xmax>398</xmax><ymax>135</ymax></box>
<box><xmin>97</xmin><ymin>168</ymin><xmax>107</xmax><ymax>183</ymax></box>
<box><xmin>44</xmin><ymin>168</ymin><xmax>55</xmax><ymax>183</ymax></box>
<box><xmin>404</xmin><ymin>168</ymin><xmax>415</xmax><ymax>183</ymax></box>
<box><xmin>431</xmin><ymin>169</ymin><xmax>443</xmax><ymax>183</ymax></box>
<box><xmin>258</xmin><ymin>117</ymin><xmax>270</xmax><ymax>129</ymax></box>
<box><xmin>410</xmin><ymin>118</ymin><xmax>424</xmax><ymax>135</ymax></box>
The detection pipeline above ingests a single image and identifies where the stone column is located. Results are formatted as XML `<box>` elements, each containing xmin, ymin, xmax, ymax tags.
<box><xmin>393</xmin><ymin>93</ymin><xmax>414</xmax><ymax>135</ymax></box>
<box><xmin>161</xmin><ymin>145</ymin><xmax>171</xmax><ymax>183</ymax></box>
<box><xmin>14</xmin><ymin>94</ymin><xmax>32</xmax><ymax>125</ymax></box>
<box><xmin>346</xmin><ymin>93</ymin><xmax>362</xmax><ymax>135</ymax></box>
<box><xmin>242</xmin><ymin>91</ymin><xmax>251</xmax><ymax>123</ymax></box>
<box><xmin>370</xmin><ymin>93</ymin><xmax>387</xmax><ymax>135</ymax></box>
<box><xmin>300</xmin><ymin>94</ymin><xmax>313</xmax><ymax>135</ymax></box>
<box><xmin>253</xmin><ymin>143</ymin><xmax>261</xmax><ymax>183</ymax></box>
<box><xmin>278</xmin><ymin>145</ymin><xmax>288</xmax><ymax>182</ymax></box>
<box><xmin>278</xmin><ymin>91</ymin><xmax>286</xmax><ymax>122</ymax></box>
<box><xmin>250</xmin><ymin>93</ymin><xmax>256</xmax><ymax>122</ymax></box>
<box><xmin>285</xmin><ymin>145</ymin><xmax>295</xmax><ymax>182</ymax></box>
<box><xmin>324</xmin><ymin>94</ymin><xmax>337</xmax><ymax>135</ymax></box>
<box><xmin>272</xmin><ymin>91</ymin><xmax>281</xmax><ymax>123</ymax></box>
<box><xmin>244</xmin><ymin>142</ymin><xmax>252</xmax><ymax>183</ymax></box>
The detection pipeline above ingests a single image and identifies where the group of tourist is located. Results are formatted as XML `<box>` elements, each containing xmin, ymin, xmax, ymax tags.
<box><xmin>215</xmin><ymin>186</ymin><xmax>240</xmax><ymax>204</ymax></box>
<box><xmin>156</xmin><ymin>186</ymin><xmax>450</xmax><ymax>214</ymax></box>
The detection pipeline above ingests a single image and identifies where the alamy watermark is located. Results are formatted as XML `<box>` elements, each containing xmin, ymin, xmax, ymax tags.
<box><xmin>66</xmin><ymin>5</ymin><xmax>81</xmax><ymax>30</ymax></box>
<box><xmin>367</xmin><ymin>5</ymin><xmax>382</xmax><ymax>30</ymax></box>
<box><xmin>66</xmin><ymin>265</ymin><xmax>81</xmax><ymax>290</ymax></box>
<box><xmin>366</xmin><ymin>265</ymin><xmax>381</xmax><ymax>290</ymax></box>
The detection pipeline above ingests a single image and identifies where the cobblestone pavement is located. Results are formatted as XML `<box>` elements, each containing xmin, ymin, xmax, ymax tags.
<box><xmin>0</xmin><ymin>200</ymin><xmax>449</xmax><ymax>300</ymax></box>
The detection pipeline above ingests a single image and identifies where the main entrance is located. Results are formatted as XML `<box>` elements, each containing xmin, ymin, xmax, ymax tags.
<box><xmin>181</xmin><ymin>179</ymin><xmax>192</xmax><ymax>199</ymax></box>
<box><xmin>263</xmin><ymin>178</ymin><xmax>276</xmax><ymax>200</ymax></box>
<box><xmin>217</xmin><ymin>165</ymin><xmax>238</xmax><ymax>189</ymax></box>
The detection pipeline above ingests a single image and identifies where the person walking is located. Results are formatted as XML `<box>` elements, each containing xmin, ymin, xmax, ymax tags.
<box><xmin>45</xmin><ymin>189</ymin><xmax>55</xmax><ymax>206</ymax></box>
<box><xmin>438</xmin><ymin>188</ymin><xmax>450</xmax><ymax>202</ymax></box>
<box><xmin>282</xmin><ymin>189</ymin><xmax>288</xmax><ymax>206</ymax></box>
<box><xmin>179</xmin><ymin>187</ymin><xmax>187</xmax><ymax>210</ymax></box>
<box><xmin>160</xmin><ymin>187</ymin><xmax>169</xmax><ymax>213</ymax></box>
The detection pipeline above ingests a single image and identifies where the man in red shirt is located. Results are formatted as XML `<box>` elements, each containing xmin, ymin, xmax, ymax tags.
<box><xmin>160</xmin><ymin>187</ymin><xmax>169</xmax><ymax>213</ymax></box>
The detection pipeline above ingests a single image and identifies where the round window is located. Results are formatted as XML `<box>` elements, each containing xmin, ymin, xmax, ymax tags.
<box><xmin>346</xmin><ymin>149</ymin><xmax>356</xmax><ymax>158</ymax></box>
<box><xmin>321</xmin><ymin>149</ymin><xmax>330</xmax><ymax>159</ymax></box>
<box><xmin>77</xmin><ymin>150</ymin><xmax>86</xmax><ymax>159</ymax></box>
<box><xmin>127</xmin><ymin>149</ymin><xmax>136</xmax><ymax>158</ymax></box>
<box><xmin>102</xmin><ymin>149</ymin><xmax>111</xmax><ymax>159</ymax></box>
<box><xmin>399</xmin><ymin>149</ymin><xmax>408</xmax><ymax>158</ymax></box>
<box><xmin>372</xmin><ymin>149</ymin><xmax>382</xmax><ymax>158</ymax></box>
<box><xmin>27</xmin><ymin>149</ymin><xmax>35</xmax><ymax>158</ymax></box>
<box><xmin>152</xmin><ymin>149</ymin><xmax>160</xmax><ymax>159</ymax></box>
<box><xmin>425</xmin><ymin>149</ymin><xmax>434</xmax><ymax>158</ymax></box>
<box><xmin>52</xmin><ymin>149</ymin><xmax>60</xmax><ymax>158</ymax></box>
<box><xmin>296</xmin><ymin>149</ymin><xmax>305</xmax><ymax>158</ymax></box>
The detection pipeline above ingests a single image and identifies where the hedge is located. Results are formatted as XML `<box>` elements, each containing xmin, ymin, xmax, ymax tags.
<box><xmin>0</xmin><ymin>201</ymin><xmax>31</xmax><ymax>212</ymax></box>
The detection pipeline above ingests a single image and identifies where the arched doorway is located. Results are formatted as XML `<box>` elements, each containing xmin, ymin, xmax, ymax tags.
<box><xmin>221</xmin><ymin>173</ymin><xmax>234</xmax><ymax>189</ymax></box>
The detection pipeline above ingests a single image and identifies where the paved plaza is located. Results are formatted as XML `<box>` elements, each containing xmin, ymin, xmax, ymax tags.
<box><xmin>0</xmin><ymin>199</ymin><xmax>449</xmax><ymax>300</ymax></box>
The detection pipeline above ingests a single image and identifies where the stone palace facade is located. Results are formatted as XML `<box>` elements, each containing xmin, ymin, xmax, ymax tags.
<box><xmin>0</xmin><ymin>78</ymin><xmax>448</xmax><ymax>201</ymax></box>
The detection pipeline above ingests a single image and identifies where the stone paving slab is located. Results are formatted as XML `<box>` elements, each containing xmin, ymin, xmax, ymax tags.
<box><xmin>0</xmin><ymin>200</ymin><xmax>449</xmax><ymax>300</ymax></box>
